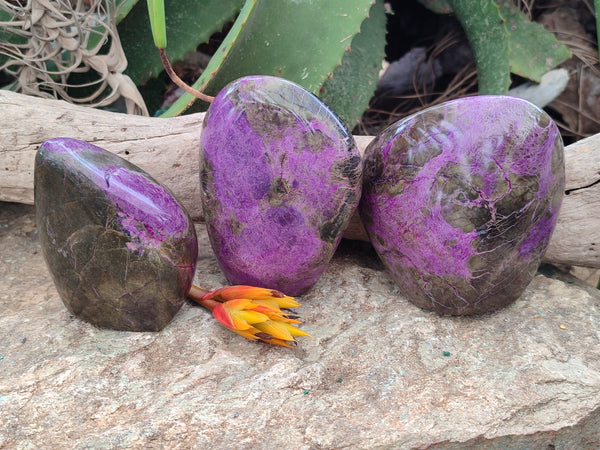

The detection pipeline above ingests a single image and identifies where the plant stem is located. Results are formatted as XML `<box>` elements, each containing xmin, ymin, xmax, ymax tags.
<box><xmin>188</xmin><ymin>284</ymin><xmax>222</xmax><ymax>310</ymax></box>
<box><xmin>158</xmin><ymin>48</ymin><xmax>215</xmax><ymax>104</ymax></box>
<box><xmin>188</xmin><ymin>284</ymin><xmax>210</xmax><ymax>300</ymax></box>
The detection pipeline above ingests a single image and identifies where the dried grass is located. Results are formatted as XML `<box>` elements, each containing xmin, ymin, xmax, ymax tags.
<box><xmin>537</xmin><ymin>1</ymin><xmax>600</xmax><ymax>139</ymax></box>
<box><xmin>0</xmin><ymin>0</ymin><xmax>147</xmax><ymax>115</ymax></box>
<box><xmin>357</xmin><ymin>29</ymin><xmax>478</xmax><ymax>136</ymax></box>
<box><xmin>359</xmin><ymin>0</ymin><xmax>600</xmax><ymax>142</ymax></box>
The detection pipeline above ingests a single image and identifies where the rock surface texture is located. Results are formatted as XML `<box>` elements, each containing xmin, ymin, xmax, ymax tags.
<box><xmin>1</xmin><ymin>202</ymin><xmax>599</xmax><ymax>449</ymax></box>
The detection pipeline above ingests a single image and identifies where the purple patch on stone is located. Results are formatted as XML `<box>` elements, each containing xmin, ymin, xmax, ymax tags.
<box><xmin>359</xmin><ymin>96</ymin><xmax>565</xmax><ymax>315</ymax></box>
<box><xmin>35</xmin><ymin>138</ymin><xmax>198</xmax><ymax>331</ymax></box>
<box><xmin>104</xmin><ymin>167</ymin><xmax>189</xmax><ymax>244</ymax></box>
<box><xmin>200</xmin><ymin>75</ymin><xmax>362</xmax><ymax>295</ymax></box>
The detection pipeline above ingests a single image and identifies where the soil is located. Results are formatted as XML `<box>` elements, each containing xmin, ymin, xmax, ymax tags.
<box><xmin>363</xmin><ymin>0</ymin><xmax>600</xmax><ymax>143</ymax></box>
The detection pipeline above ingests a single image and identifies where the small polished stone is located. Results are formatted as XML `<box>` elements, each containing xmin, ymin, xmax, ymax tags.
<box><xmin>359</xmin><ymin>96</ymin><xmax>565</xmax><ymax>315</ymax></box>
<box><xmin>200</xmin><ymin>76</ymin><xmax>362</xmax><ymax>296</ymax></box>
<box><xmin>35</xmin><ymin>138</ymin><xmax>198</xmax><ymax>331</ymax></box>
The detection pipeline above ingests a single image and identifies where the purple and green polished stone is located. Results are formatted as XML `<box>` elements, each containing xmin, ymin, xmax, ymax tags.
<box><xmin>35</xmin><ymin>138</ymin><xmax>198</xmax><ymax>331</ymax></box>
<box><xmin>200</xmin><ymin>75</ymin><xmax>362</xmax><ymax>296</ymax></box>
<box><xmin>359</xmin><ymin>96</ymin><xmax>565</xmax><ymax>315</ymax></box>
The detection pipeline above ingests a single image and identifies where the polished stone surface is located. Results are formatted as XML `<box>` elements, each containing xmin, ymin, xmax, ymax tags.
<box><xmin>34</xmin><ymin>139</ymin><xmax>198</xmax><ymax>331</ymax></box>
<box><xmin>360</xmin><ymin>96</ymin><xmax>565</xmax><ymax>315</ymax></box>
<box><xmin>201</xmin><ymin>76</ymin><xmax>362</xmax><ymax>296</ymax></box>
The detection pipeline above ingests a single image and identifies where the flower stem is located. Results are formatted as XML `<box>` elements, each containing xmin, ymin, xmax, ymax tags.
<box><xmin>158</xmin><ymin>48</ymin><xmax>215</xmax><ymax>104</ymax></box>
<box><xmin>187</xmin><ymin>284</ymin><xmax>216</xmax><ymax>311</ymax></box>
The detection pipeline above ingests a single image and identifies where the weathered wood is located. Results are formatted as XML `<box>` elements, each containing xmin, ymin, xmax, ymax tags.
<box><xmin>0</xmin><ymin>90</ymin><xmax>205</xmax><ymax>220</ymax></box>
<box><xmin>543</xmin><ymin>133</ymin><xmax>600</xmax><ymax>268</ymax></box>
<box><xmin>1</xmin><ymin>90</ymin><xmax>599</xmax><ymax>267</ymax></box>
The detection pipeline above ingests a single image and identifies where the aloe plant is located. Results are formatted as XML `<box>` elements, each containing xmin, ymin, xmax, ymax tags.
<box><xmin>154</xmin><ymin>0</ymin><xmax>385</xmax><ymax>126</ymax></box>
<box><xmin>497</xmin><ymin>0</ymin><xmax>571</xmax><ymax>83</ymax></box>
<box><xmin>1</xmin><ymin>1</ymin><xmax>574</xmax><ymax>125</ymax></box>
<box><xmin>135</xmin><ymin>0</ymin><xmax>570</xmax><ymax>121</ymax></box>
<box><xmin>320</xmin><ymin>0</ymin><xmax>387</xmax><ymax>127</ymax></box>
<box><xmin>119</xmin><ymin>0</ymin><xmax>244</xmax><ymax>85</ymax></box>
<box><xmin>451</xmin><ymin>1</ymin><xmax>510</xmax><ymax>94</ymax></box>
<box><xmin>418</xmin><ymin>0</ymin><xmax>571</xmax><ymax>94</ymax></box>
<box><xmin>119</xmin><ymin>0</ymin><xmax>386</xmax><ymax>127</ymax></box>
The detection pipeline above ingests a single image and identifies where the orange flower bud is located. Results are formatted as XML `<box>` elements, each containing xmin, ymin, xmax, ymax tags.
<box><xmin>189</xmin><ymin>285</ymin><xmax>310</xmax><ymax>348</ymax></box>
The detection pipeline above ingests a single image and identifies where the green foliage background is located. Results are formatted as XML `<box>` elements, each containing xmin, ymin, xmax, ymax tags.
<box><xmin>0</xmin><ymin>0</ymin><xmax>573</xmax><ymax>128</ymax></box>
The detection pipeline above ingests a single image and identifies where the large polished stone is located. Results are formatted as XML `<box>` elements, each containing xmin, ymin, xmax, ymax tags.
<box><xmin>360</xmin><ymin>96</ymin><xmax>565</xmax><ymax>315</ymax></box>
<box><xmin>34</xmin><ymin>139</ymin><xmax>198</xmax><ymax>331</ymax></box>
<box><xmin>200</xmin><ymin>75</ymin><xmax>362</xmax><ymax>296</ymax></box>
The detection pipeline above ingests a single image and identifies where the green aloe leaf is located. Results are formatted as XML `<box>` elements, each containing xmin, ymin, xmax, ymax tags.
<box><xmin>417</xmin><ymin>0</ymin><xmax>571</xmax><ymax>92</ymax></box>
<box><xmin>86</xmin><ymin>0</ymin><xmax>141</xmax><ymax>51</ymax></box>
<box><xmin>118</xmin><ymin>0</ymin><xmax>244</xmax><ymax>85</ymax></box>
<box><xmin>497</xmin><ymin>0</ymin><xmax>571</xmax><ymax>82</ymax></box>
<box><xmin>159</xmin><ymin>0</ymin><xmax>257</xmax><ymax>117</ymax></box>
<box><xmin>116</xmin><ymin>0</ymin><xmax>140</xmax><ymax>23</ymax></box>
<box><xmin>450</xmin><ymin>0</ymin><xmax>510</xmax><ymax>94</ymax></box>
<box><xmin>320</xmin><ymin>0</ymin><xmax>387</xmax><ymax>129</ymax></box>
<box><xmin>161</xmin><ymin>0</ymin><xmax>377</xmax><ymax>117</ymax></box>
<box><xmin>418</xmin><ymin>0</ymin><xmax>453</xmax><ymax>14</ymax></box>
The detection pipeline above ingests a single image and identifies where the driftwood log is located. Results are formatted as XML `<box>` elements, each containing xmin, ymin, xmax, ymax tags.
<box><xmin>1</xmin><ymin>90</ymin><xmax>599</xmax><ymax>268</ymax></box>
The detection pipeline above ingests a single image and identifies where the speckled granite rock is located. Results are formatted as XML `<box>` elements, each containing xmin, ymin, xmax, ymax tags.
<box><xmin>1</xmin><ymin>202</ymin><xmax>599</xmax><ymax>449</ymax></box>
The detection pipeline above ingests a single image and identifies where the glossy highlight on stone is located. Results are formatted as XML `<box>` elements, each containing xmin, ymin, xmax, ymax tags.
<box><xmin>200</xmin><ymin>75</ymin><xmax>362</xmax><ymax>296</ymax></box>
<box><xmin>359</xmin><ymin>96</ymin><xmax>565</xmax><ymax>315</ymax></box>
<box><xmin>35</xmin><ymin>138</ymin><xmax>198</xmax><ymax>331</ymax></box>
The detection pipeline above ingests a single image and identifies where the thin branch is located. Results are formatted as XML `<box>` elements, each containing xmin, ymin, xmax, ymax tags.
<box><xmin>159</xmin><ymin>48</ymin><xmax>215</xmax><ymax>104</ymax></box>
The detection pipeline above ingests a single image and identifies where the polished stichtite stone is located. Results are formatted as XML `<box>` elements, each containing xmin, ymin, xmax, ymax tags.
<box><xmin>359</xmin><ymin>96</ymin><xmax>565</xmax><ymax>315</ymax></box>
<box><xmin>35</xmin><ymin>138</ymin><xmax>198</xmax><ymax>331</ymax></box>
<box><xmin>200</xmin><ymin>75</ymin><xmax>362</xmax><ymax>296</ymax></box>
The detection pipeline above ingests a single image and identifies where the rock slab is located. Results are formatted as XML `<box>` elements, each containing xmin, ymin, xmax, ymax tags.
<box><xmin>1</xmin><ymin>202</ymin><xmax>599</xmax><ymax>449</ymax></box>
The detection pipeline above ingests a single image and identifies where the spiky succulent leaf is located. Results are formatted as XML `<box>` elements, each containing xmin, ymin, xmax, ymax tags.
<box><xmin>118</xmin><ymin>0</ymin><xmax>244</xmax><ymax>85</ymax></box>
<box><xmin>320</xmin><ymin>0</ymin><xmax>387</xmax><ymax>129</ymax></box>
<box><xmin>451</xmin><ymin>0</ymin><xmax>510</xmax><ymax>94</ymax></box>
<box><xmin>497</xmin><ymin>0</ymin><xmax>571</xmax><ymax>82</ymax></box>
<box><xmin>417</xmin><ymin>0</ymin><xmax>571</xmax><ymax>91</ymax></box>
<box><xmin>161</xmin><ymin>0</ymin><xmax>377</xmax><ymax>117</ymax></box>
